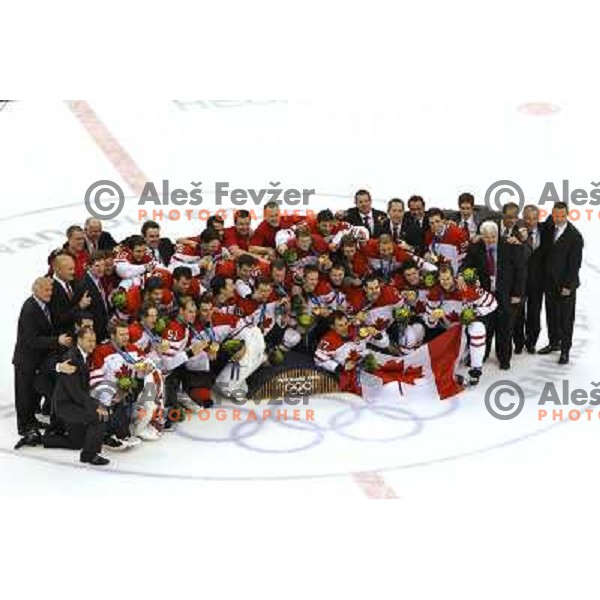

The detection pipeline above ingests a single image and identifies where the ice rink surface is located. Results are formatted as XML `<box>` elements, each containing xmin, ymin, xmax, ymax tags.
<box><xmin>1</xmin><ymin>99</ymin><xmax>598</xmax><ymax>498</ymax></box>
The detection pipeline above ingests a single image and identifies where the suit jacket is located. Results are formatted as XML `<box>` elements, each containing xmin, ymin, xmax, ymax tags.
<box><xmin>343</xmin><ymin>207</ymin><xmax>388</xmax><ymax>238</ymax></box>
<box><xmin>447</xmin><ymin>205</ymin><xmax>501</xmax><ymax>234</ymax></box>
<box><xmin>412</xmin><ymin>214</ymin><xmax>430</xmax><ymax>245</ymax></box>
<box><xmin>53</xmin><ymin>346</ymin><xmax>99</xmax><ymax>424</ymax></box>
<box><xmin>12</xmin><ymin>296</ymin><xmax>61</xmax><ymax>371</ymax></box>
<box><xmin>522</xmin><ymin>223</ymin><xmax>548</xmax><ymax>293</ymax></box>
<box><xmin>49</xmin><ymin>280</ymin><xmax>80</xmax><ymax>335</ymax></box>
<box><xmin>541</xmin><ymin>221</ymin><xmax>584</xmax><ymax>291</ymax></box>
<box><xmin>74</xmin><ymin>273</ymin><xmax>109</xmax><ymax>342</ymax></box>
<box><xmin>379</xmin><ymin>216</ymin><xmax>423</xmax><ymax>250</ymax></box>
<box><xmin>86</xmin><ymin>231</ymin><xmax>117</xmax><ymax>254</ymax></box>
<box><xmin>463</xmin><ymin>239</ymin><xmax>527</xmax><ymax>306</ymax></box>
<box><xmin>491</xmin><ymin>217</ymin><xmax>527</xmax><ymax>241</ymax></box>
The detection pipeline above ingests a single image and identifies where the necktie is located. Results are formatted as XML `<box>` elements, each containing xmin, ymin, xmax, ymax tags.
<box><xmin>485</xmin><ymin>247</ymin><xmax>495</xmax><ymax>277</ymax></box>
<box><xmin>554</xmin><ymin>227</ymin><xmax>561</xmax><ymax>242</ymax></box>
<box><xmin>42</xmin><ymin>303</ymin><xmax>51</xmax><ymax>323</ymax></box>
<box><xmin>96</xmin><ymin>278</ymin><xmax>108</xmax><ymax>310</ymax></box>
<box><xmin>392</xmin><ymin>224</ymin><xmax>399</xmax><ymax>242</ymax></box>
<box><xmin>363</xmin><ymin>215</ymin><xmax>371</xmax><ymax>231</ymax></box>
<box><xmin>66</xmin><ymin>282</ymin><xmax>73</xmax><ymax>300</ymax></box>
<box><xmin>529</xmin><ymin>230</ymin><xmax>538</xmax><ymax>250</ymax></box>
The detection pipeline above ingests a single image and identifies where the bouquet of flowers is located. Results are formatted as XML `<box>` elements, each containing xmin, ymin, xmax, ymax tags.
<box><xmin>283</xmin><ymin>248</ymin><xmax>298</xmax><ymax>265</ymax></box>
<box><xmin>393</xmin><ymin>305</ymin><xmax>412</xmax><ymax>323</ymax></box>
<box><xmin>115</xmin><ymin>364</ymin><xmax>137</xmax><ymax>393</ymax></box>
<box><xmin>362</xmin><ymin>353</ymin><xmax>379</xmax><ymax>374</ymax></box>
<box><xmin>422</xmin><ymin>272</ymin><xmax>437</xmax><ymax>288</ymax></box>
<box><xmin>461</xmin><ymin>268</ymin><xmax>479</xmax><ymax>285</ymax></box>
<box><xmin>111</xmin><ymin>289</ymin><xmax>127</xmax><ymax>311</ymax></box>
<box><xmin>221</xmin><ymin>338</ymin><xmax>244</xmax><ymax>357</ymax></box>
<box><xmin>460</xmin><ymin>306</ymin><xmax>477</xmax><ymax>326</ymax></box>
<box><xmin>153</xmin><ymin>316</ymin><xmax>168</xmax><ymax>336</ymax></box>
<box><xmin>268</xmin><ymin>346</ymin><xmax>286</xmax><ymax>366</ymax></box>
<box><xmin>296</xmin><ymin>313</ymin><xmax>314</xmax><ymax>330</ymax></box>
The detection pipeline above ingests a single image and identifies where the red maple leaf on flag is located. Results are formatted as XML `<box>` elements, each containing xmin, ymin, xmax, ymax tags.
<box><xmin>375</xmin><ymin>360</ymin><xmax>424</xmax><ymax>386</ymax></box>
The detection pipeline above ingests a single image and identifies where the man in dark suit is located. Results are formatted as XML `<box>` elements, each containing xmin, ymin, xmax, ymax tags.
<box><xmin>407</xmin><ymin>195</ymin><xmax>429</xmax><ymax>242</ymax></box>
<box><xmin>538</xmin><ymin>202</ymin><xmax>584</xmax><ymax>364</ymax></box>
<box><xmin>49</xmin><ymin>253</ymin><xmax>92</xmax><ymax>335</ymax></box>
<box><xmin>74</xmin><ymin>253</ymin><xmax>109</xmax><ymax>343</ymax></box>
<box><xmin>462</xmin><ymin>220</ymin><xmax>526</xmax><ymax>369</ymax></box>
<box><xmin>448</xmin><ymin>193</ymin><xmax>501</xmax><ymax>241</ymax></box>
<box><xmin>380</xmin><ymin>198</ymin><xmax>423</xmax><ymax>251</ymax></box>
<box><xmin>84</xmin><ymin>217</ymin><xmax>117</xmax><ymax>253</ymax></box>
<box><xmin>514</xmin><ymin>205</ymin><xmax>547</xmax><ymax>354</ymax></box>
<box><xmin>493</xmin><ymin>202</ymin><xmax>528</xmax><ymax>243</ymax></box>
<box><xmin>341</xmin><ymin>190</ymin><xmax>388</xmax><ymax>238</ymax></box>
<box><xmin>142</xmin><ymin>220</ymin><xmax>175</xmax><ymax>266</ymax></box>
<box><xmin>12</xmin><ymin>277</ymin><xmax>73</xmax><ymax>438</ymax></box>
<box><xmin>49</xmin><ymin>326</ymin><xmax>110</xmax><ymax>465</ymax></box>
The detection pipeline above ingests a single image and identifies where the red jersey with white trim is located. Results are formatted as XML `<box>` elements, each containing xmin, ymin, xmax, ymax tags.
<box><xmin>364</xmin><ymin>239</ymin><xmax>436</xmax><ymax>278</ymax></box>
<box><xmin>193</xmin><ymin>311</ymin><xmax>242</xmax><ymax>343</ymax></box>
<box><xmin>425</xmin><ymin>284</ymin><xmax>497</xmax><ymax>325</ymax></box>
<box><xmin>114</xmin><ymin>247</ymin><xmax>154</xmax><ymax>282</ymax></box>
<box><xmin>234</xmin><ymin>261</ymin><xmax>272</xmax><ymax>299</ymax></box>
<box><xmin>223</xmin><ymin>226</ymin><xmax>252</xmax><ymax>251</ymax></box>
<box><xmin>89</xmin><ymin>341</ymin><xmax>148</xmax><ymax>395</ymax></box>
<box><xmin>301</xmin><ymin>280</ymin><xmax>336</xmax><ymax>314</ymax></box>
<box><xmin>424</xmin><ymin>223</ymin><xmax>469</xmax><ymax>274</ymax></box>
<box><xmin>236</xmin><ymin>297</ymin><xmax>280</xmax><ymax>334</ymax></box>
<box><xmin>346</xmin><ymin>285</ymin><xmax>404</xmax><ymax>331</ymax></box>
<box><xmin>161</xmin><ymin>318</ymin><xmax>208</xmax><ymax>372</ymax></box>
<box><xmin>315</xmin><ymin>327</ymin><xmax>367</xmax><ymax>373</ymax></box>
<box><xmin>250</xmin><ymin>215</ymin><xmax>305</xmax><ymax>249</ymax></box>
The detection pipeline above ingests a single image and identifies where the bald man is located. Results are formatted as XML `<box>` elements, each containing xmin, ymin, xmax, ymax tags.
<box><xmin>49</xmin><ymin>254</ymin><xmax>91</xmax><ymax>335</ymax></box>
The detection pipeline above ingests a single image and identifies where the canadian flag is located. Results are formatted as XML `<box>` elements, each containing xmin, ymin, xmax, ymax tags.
<box><xmin>366</xmin><ymin>325</ymin><xmax>464</xmax><ymax>402</ymax></box>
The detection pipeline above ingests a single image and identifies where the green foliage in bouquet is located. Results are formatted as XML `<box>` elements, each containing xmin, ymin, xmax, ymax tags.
<box><xmin>393</xmin><ymin>306</ymin><xmax>412</xmax><ymax>323</ymax></box>
<box><xmin>221</xmin><ymin>339</ymin><xmax>244</xmax><ymax>357</ymax></box>
<box><xmin>422</xmin><ymin>272</ymin><xmax>437</xmax><ymax>288</ymax></box>
<box><xmin>362</xmin><ymin>353</ymin><xmax>379</xmax><ymax>374</ymax></box>
<box><xmin>296</xmin><ymin>313</ymin><xmax>314</xmax><ymax>329</ymax></box>
<box><xmin>461</xmin><ymin>268</ymin><xmax>478</xmax><ymax>285</ymax></box>
<box><xmin>117</xmin><ymin>376</ymin><xmax>135</xmax><ymax>392</ymax></box>
<box><xmin>283</xmin><ymin>249</ymin><xmax>298</xmax><ymax>265</ymax></box>
<box><xmin>460</xmin><ymin>307</ymin><xmax>477</xmax><ymax>326</ymax></box>
<box><xmin>153</xmin><ymin>317</ymin><xmax>168</xmax><ymax>336</ymax></box>
<box><xmin>268</xmin><ymin>347</ymin><xmax>286</xmax><ymax>366</ymax></box>
<box><xmin>111</xmin><ymin>290</ymin><xmax>127</xmax><ymax>310</ymax></box>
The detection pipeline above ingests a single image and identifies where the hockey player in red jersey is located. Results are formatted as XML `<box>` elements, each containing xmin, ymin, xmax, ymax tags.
<box><xmin>364</xmin><ymin>234</ymin><xmax>437</xmax><ymax>282</ymax></box>
<box><xmin>424</xmin><ymin>264</ymin><xmax>497</xmax><ymax>385</ymax></box>
<box><xmin>236</xmin><ymin>278</ymin><xmax>301</xmax><ymax>361</ymax></box>
<box><xmin>346</xmin><ymin>274</ymin><xmax>425</xmax><ymax>355</ymax></box>
<box><xmin>315</xmin><ymin>311</ymin><xmax>380</xmax><ymax>395</ymax></box>
<box><xmin>114</xmin><ymin>235</ymin><xmax>156</xmax><ymax>287</ymax></box>
<box><xmin>424</xmin><ymin>208</ymin><xmax>470</xmax><ymax>274</ymax></box>
<box><xmin>89</xmin><ymin>320</ymin><xmax>163</xmax><ymax>445</ymax></box>
<box><xmin>194</xmin><ymin>293</ymin><xmax>266</xmax><ymax>400</ymax></box>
